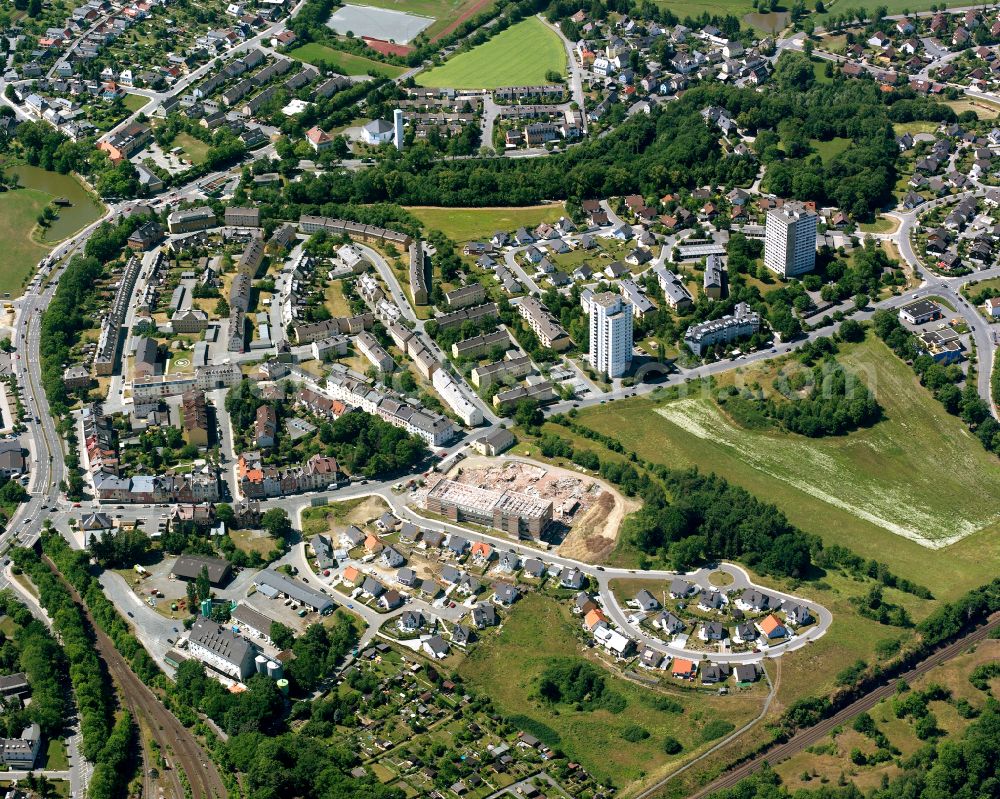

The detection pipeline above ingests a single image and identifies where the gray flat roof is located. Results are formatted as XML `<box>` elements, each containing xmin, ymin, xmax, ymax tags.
<box><xmin>255</xmin><ymin>570</ymin><xmax>335</xmax><ymax>613</ymax></box>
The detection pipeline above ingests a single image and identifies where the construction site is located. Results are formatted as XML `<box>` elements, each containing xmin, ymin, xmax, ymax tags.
<box><xmin>416</xmin><ymin>456</ymin><xmax>626</xmax><ymax>550</ymax></box>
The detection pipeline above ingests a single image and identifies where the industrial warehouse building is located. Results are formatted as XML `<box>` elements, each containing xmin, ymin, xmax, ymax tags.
<box><xmin>253</xmin><ymin>570</ymin><xmax>335</xmax><ymax>614</ymax></box>
<box><xmin>171</xmin><ymin>554</ymin><xmax>233</xmax><ymax>587</ymax></box>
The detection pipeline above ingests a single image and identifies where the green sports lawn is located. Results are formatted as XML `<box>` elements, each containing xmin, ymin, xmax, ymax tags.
<box><xmin>575</xmin><ymin>336</ymin><xmax>1000</xmax><ymax>600</ymax></box>
<box><xmin>289</xmin><ymin>43</ymin><xmax>407</xmax><ymax>78</ymax></box>
<box><xmin>416</xmin><ymin>16</ymin><xmax>566</xmax><ymax>89</ymax></box>
<box><xmin>405</xmin><ymin>203</ymin><xmax>566</xmax><ymax>241</ymax></box>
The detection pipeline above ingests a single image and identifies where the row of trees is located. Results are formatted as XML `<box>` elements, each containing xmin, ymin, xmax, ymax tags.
<box><xmin>0</xmin><ymin>592</ymin><xmax>68</xmax><ymax>739</ymax></box>
<box><xmin>9</xmin><ymin>546</ymin><xmax>130</xmax><ymax>790</ymax></box>
<box><xmin>38</xmin><ymin>255</ymin><xmax>103</xmax><ymax>418</ymax></box>
<box><xmin>541</xmin><ymin>420</ymin><xmax>815</xmax><ymax>577</ymax></box>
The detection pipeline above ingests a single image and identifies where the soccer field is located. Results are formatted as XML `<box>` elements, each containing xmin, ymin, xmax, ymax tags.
<box><xmin>416</xmin><ymin>17</ymin><xmax>565</xmax><ymax>89</ymax></box>
<box><xmin>575</xmin><ymin>336</ymin><xmax>1000</xmax><ymax>596</ymax></box>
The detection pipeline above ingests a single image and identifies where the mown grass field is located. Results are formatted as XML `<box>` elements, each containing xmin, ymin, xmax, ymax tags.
<box><xmin>122</xmin><ymin>93</ymin><xmax>148</xmax><ymax>112</ymax></box>
<box><xmin>289</xmin><ymin>43</ymin><xmax>407</xmax><ymax>78</ymax></box>
<box><xmin>416</xmin><ymin>17</ymin><xmax>565</xmax><ymax>89</ymax></box>
<box><xmin>655</xmin><ymin>0</ymin><xmax>756</xmax><ymax>18</ymax></box>
<box><xmin>574</xmin><ymin>336</ymin><xmax>1000</xmax><ymax>599</ymax></box>
<box><xmin>458</xmin><ymin>593</ymin><xmax>764</xmax><ymax>791</ymax></box>
<box><xmin>405</xmin><ymin>203</ymin><xmax>566</xmax><ymax>241</ymax></box>
<box><xmin>0</xmin><ymin>186</ymin><xmax>51</xmax><ymax>296</ymax></box>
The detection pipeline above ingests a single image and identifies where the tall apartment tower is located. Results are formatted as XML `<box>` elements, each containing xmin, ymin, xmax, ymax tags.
<box><xmin>393</xmin><ymin>109</ymin><xmax>404</xmax><ymax>150</ymax></box>
<box><xmin>764</xmin><ymin>203</ymin><xmax>817</xmax><ymax>277</ymax></box>
<box><xmin>589</xmin><ymin>292</ymin><xmax>633</xmax><ymax>379</ymax></box>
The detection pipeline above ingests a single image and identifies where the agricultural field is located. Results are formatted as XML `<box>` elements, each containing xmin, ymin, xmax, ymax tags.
<box><xmin>776</xmin><ymin>638</ymin><xmax>1000</xmax><ymax>791</ymax></box>
<box><xmin>289</xmin><ymin>43</ymin><xmax>408</xmax><ymax>78</ymax></box>
<box><xmin>942</xmin><ymin>97</ymin><xmax>1000</xmax><ymax>119</ymax></box>
<box><xmin>574</xmin><ymin>336</ymin><xmax>1000</xmax><ymax>599</ymax></box>
<box><xmin>459</xmin><ymin>593</ymin><xmax>765</xmax><ymax>792</ymax></box>
<box><xmin>406</xmin><ymin>203</ymin><xmax>566</xmax><ymax>241</ymax></box>
<box><xmin>416</xmin><ymin>17</ymin><xmax>566</xmax><ymax>89</ymax></box>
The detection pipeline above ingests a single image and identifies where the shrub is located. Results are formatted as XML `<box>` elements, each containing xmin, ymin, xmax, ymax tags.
<box><xmin>621</xmin><ymin>724</ymin><xmax>650</xmax><ymax>742</ymax></box>
<box><xmin>700</xmin><ymin>719</ymin><xmax>736</xmax><ymax>742</ymax></box>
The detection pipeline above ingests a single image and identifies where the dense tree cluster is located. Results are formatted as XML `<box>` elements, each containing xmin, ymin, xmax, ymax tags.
<box><xmin>222</xmin><ymin>731</ymin><xmax>403</xmax><ymax>799</ymax></box>
<box><xmin>0</xmin><ymin>591</ymin><xmax>69</xmax><ymax>739</ymax></box>
<box><xmin>39</xmin><ymin>255</ymin><xmax>102</xmax><ymax>417</ymax></box>
<box><xmin>318</xmin><ymin>409</ymin><xmax>426</xmax><ymax>478</ymax></box>
<box><xmin>89</xmin><ymin>526</ymin><xmax>150</xmax><ymax>568</ymax></box>
<box><xmin>537</xmin><ymin>659</ymin><xmax>626</xmax><ymax>712</ymax></box>
<box><xmin>717</xmin><ymin>360</ymin><xmax>882</xmax><ymax>437</ymax></box>
<box><xmin>542</xmin><ymin>419</ymin><xmax>815</xmax><ymax>577</ymax></box>
<box><xmin>286</xmin><ymin>621</ymin><xmax>358</xmax><ymax>692</ymax></box>
<box><xmin>10</xmin><ymin>546</ymin><xmax>116</xmax><ymax>765</ymax></box>
<box><xmin>852</xmin><ymin>584</ymin><xmax>913</xmax><ymax>627</ymax></box>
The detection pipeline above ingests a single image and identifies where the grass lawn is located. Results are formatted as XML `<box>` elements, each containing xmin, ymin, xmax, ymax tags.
<box><xmin>655</xmin><ymin>0</ymin><xmax>756</xmax><ymax>19</ymax></box>
<box><xmin>230</xmin><ymin>529</ymin><xmax>277</xmax><ymax>557</ymax></box>
<box><xmin>405</xmin><ymin>203</ymin><xmax>566</xmax><ymax>242</ymax></box>
<box><xmin>289</xmin><ymin>43</ymin><xmax>407</xmax><ymax>78</ymax></box>
<box><xmin>811</xmin><ymin>58</ymin><xmax>834</xmax><ymax>84</ymax></box>
<box><xmin>963</xmin><ymin>276</ymin><xmax>1000</xmax><ymax>301</ymax></box>
<box><xmin>574</xmin><ymin>335</ymin><xmax>1000</xmax><ymax>598</ymax></box>
<box><xmin>858</xmin><ymin>215</ymin><xmax>900</xmax><ymax>234</ymax></box>
<box><xmin>892</xmin><ymin>121</ymin><xmax>939</xmax><ymax>136</ymax></box>
<box><xmin>417</xmin><ymin>17</ymin><xmax>565</xmax><ymax>89</ymax></box>
<box><xmin>810</xmin><ymin>137</ymin><xmax>852</xmax><ymax>163</ymax></box>
<box><xmin>458</xmin><ymin>593</ymin><xmax>764</xmax><ymax>792</ymax></box>
<box><xmin>300</xmin><ymin>495</ymin><xmax>391</xmax><ymax>536</ymax></box>
<box><xmin>122</xmin><ymin>93</ymin><xmax>148</xmax><ymax>112</ymax></box>
<box><xmin>45</xmin><ymin>738</ymin><xmax>69</xmax><ymax>770</ymax></box>
<box><xmin>0</xmin><ymin>186</ymin><xmax>50</xmax><ymax>295</ymax></box>
<box><xmin>172</xmin><ymin>132</ymin><xmax>211</xmax><ymax>166</ymax></box>
<box><xmin>324</xmin><ymin>279</ymin><xmax>352</xmax><ymax>316</ymax></box>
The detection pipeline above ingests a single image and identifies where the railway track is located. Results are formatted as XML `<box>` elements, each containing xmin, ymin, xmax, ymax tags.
<box><xmin>43</xmin><ymin>556</ymin><xmax>226</xmax><ymax>799</ymax></box>
<box><xmin>685</xmin><ymin>613</ymin><xmax>1000</xmax><ymax>799</ymax></box>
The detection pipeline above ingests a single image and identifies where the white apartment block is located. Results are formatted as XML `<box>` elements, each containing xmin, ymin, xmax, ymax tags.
<box><xmin>764</xmin><ymin>203</ymin><xmax>816</xmax><ymax>277</ymax></box>
<box><xmin>589</xmin><ymin>292</ymin><xmax>633</xmax><ymax>378</ymax></box>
